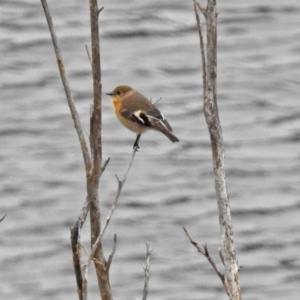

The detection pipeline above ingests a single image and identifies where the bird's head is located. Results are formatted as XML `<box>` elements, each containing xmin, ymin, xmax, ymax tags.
<box><xmin>106</xmin><ymin>85</ymin><xmax>133</xmax><ymax>98</ymax></box>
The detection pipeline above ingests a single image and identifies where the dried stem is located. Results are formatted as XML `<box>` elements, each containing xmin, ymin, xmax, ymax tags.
<box><xmin>70</xmin><ymin>198</ymin><xmax>90</xmax><ymax>300</ymax></box>
<box><xmin>101</xmin><ymin>157</ymin><xmax>111</xmax><ymax>176</ymax></box>
<box><xmin>87</xmin><ymin>1</ymin><xmax>112</xmax><ymax>299</ymax></box>
<box><xmin>100</xmin><ymin>148</ymin><xmax>138</xmax><ymax>239</ymax></box>
<box><xmin>87</xmin><ymin>147</ymin><xmax>138</xmax><ymax>272</ymax></box>
<box><xmin>193</xmin><ymin>1</ymin><xmax>207</xmax><ymax>92</ymax></box>
<box><xmin>195</xmin><ymin>1</ymin><xmax>207</xmax><ymax>16</ymax></box>
<box><xmin>40</xmin><ymin>0</ymin><xmax>91</xmax><ymax>174</ymax></box>
<box><xmin>194</xmin><ymin>1</ymin><xmax>242</xmax><ymax>299</ymax></box>
<box><xmin>40</xmin><ymin>1</ymin><xmax>93</xmax><ymax>298</ymax></box>
<box><xmin>183</xmin><ymin>227</ymin><xmax>229</xmax><ymax>296</ymax></box>
<box><xmin>85</xmin><ymin>44</ymin><xmax>92</xmax><ymax>67</ymax></box>
<box><xmin>142</xmin><ymin>242</ymin><xmax>152</xmax><ymax>300</ymax></box>
<box><xmin>107</xmin><ymin>234</ymin><xmax>117</xmax><ymax>271</ymax></box>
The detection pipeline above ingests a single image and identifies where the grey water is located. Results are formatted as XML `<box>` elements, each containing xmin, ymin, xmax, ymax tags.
<box><xmin>1</xmin><ymin>0</ymin><xmax>300</xmax><ymax>299</ymax></box>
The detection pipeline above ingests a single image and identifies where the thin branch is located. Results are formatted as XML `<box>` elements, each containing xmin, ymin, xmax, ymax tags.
<box><xmin>85</xmin><ymin>44</ymin><xmax>92</xmax><ymax>67</ymax></box>
<box><xmin>70</xmin><ymin>225</ymin><xmax>84</xmax><ymax>300</ymax></box>
<box><xmin>195</xmin><ymin>0</ymin><xmax>207</xmax><ymax>16</ymax></box>
<box><xmin>149</xmin><ymin>97</ymin><xmax>162</xmax><ymax>105</ymax></box>
<box><xmin>70</xmin><ymin>198</ymin><xmax>90</xmax><ymax>300</ymax></box>
<box><xmin>87</xmin><ymin>1</ymin><xmax>113</xmax><ymax>299</ymax></box>
<box><xmin>183</xmin><ymin>227</ymin><xmax>229</xmax><ymax>296</ymax></box>
<box><xmin>100</xmin><ymin>147</ymin><xmax>138</xmax><ymax>239</ymax></box>
<box><xmin>89</xmin><ymin>147</ymin><xmax>138</xmax><ymax>263</ymax></box>
<box><xmin>142</xmin><ymin>242</ymin><xmax>152</xmax><ymax>300</ymax></box>
<box><xmin>89</xmin><ymin>0</ymin><xmax>102</xmax><ymax>178</ymax></box>
<box><xmin>98</xmin><ymin>7</ymin><xmax>104</xmax><ymax>17</ymax></box>
<box><xmin>100</xmin><ymin>157</ymin><xmax>111</xmax><ymax>177</ymax></box>
<box><xmin>75</xmin><ymin>198</ymin><xmax>90</xmax><ymax>230</ymax></box>
<box><xmin>0</xmin><ymin>215</ymin><xmax>6</xmax><ymax>222</ymax></box>
<box><xmin>193</xmin><ymin>1</ymin><xmax>207</xmax><ymax>91</ymax></box>
<box><xmin>40</xmin><ymin>0</ymin><xmax>92</xmax><ymax>174</ymax></box>
<box><xmin>100</xmin><ymin>148</ymin><xmax>137</xmax><ymax>236</ymax></box>
<box><xmin>107</xmin><ymin>234</ymin><xmax>117</xmax><ymax>271</ymax></box>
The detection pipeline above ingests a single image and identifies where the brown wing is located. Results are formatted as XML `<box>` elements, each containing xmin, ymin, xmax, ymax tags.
<box><xmin>120</xmin><ymin>90</ymin><xmax>173</xmax><ymax>131</ymax></box>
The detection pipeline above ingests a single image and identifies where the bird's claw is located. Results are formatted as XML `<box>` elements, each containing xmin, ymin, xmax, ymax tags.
<box><xmin>133</xmin><ymin>142</ymin><xmax>140</xmax><ymax>151</ymax></box>
<box><xmin>133</xmin><ymin>134</ymin><xmax>141</xmax><ymax>151</ymax></box>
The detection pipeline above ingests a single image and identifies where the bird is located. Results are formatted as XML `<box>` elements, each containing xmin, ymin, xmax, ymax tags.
<box><xmin>106</xmin><ymin>85</ymin><xmax>179</xmax><ymax>149</ymax></box>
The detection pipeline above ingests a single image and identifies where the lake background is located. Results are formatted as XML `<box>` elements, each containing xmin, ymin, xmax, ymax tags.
<box><xmin>0</xmin><ymin>0</ymin><xmax>300</xmax><ymax>299</ymax></box>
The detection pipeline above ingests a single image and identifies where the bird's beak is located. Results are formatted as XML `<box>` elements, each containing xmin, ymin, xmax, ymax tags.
<box><xmin>106</xmin><ymin>92</ymin><xmax>113</xmax><ymax>96</ymax></box>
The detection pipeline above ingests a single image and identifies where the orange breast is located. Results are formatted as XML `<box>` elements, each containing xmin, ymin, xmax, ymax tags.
<box><xmin>112</xmin><ymin>98</ymin><xmax>122</xmax><ymax>112</ymax></box>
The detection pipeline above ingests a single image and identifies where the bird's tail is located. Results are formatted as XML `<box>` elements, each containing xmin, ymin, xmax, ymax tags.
<box><xmin>151</xmin><ymin>122</ymin><xmax>179</xmax><ymax>143</ymax></box>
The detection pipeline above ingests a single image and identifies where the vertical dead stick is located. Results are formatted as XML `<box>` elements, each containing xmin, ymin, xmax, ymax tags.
<box><xmin>142</xmin><ymin>242</ymin><xmax>152</xmax><ymax>300</ymax></box>
<box><xmin>40</xmin><ymin>0</ymin><xmax>91</xmax><ymax>174</ymax></box>
<box><xmin>193</xmin><ymin>1</ymin><xmax>207</xmax><ymax>91</ymax></box>
<box><xmin>87</xmin><ymin>1</ymin><xmax>112</xmax><ymax>299</ymax></box>
<box><xmin>70</xmin><ymin>225</ymin><xmax>84</xmax><ymax>300</ymax></box>
<box><xmin>70</xmin><ymin>198</ymin><xmax>90</xmax><ymax>300</ymax></box>
<box><xmin>89</xmin><ymin>0</ymin><xmax>103</xmax><ymax>173</ymax></box>
<box><xmin>194</xmin><ymin>1</ymin><xmax>242</xmax><ymax>299</ymax></box>
<box><xmin>107</xmin><ymin>234</ymin><xmax>117</xmax><ymax>272</ymax></box>
<box><xmin>41</xmin><ymin>1</ymin><xmax>92</xmax><ymax>297</ymax></box>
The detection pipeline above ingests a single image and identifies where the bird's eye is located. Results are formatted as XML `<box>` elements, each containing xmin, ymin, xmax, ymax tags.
<box><xmin>117</xmin><ymin>91</ymin><xmax>121</xmax><ymax>95</ymax></box>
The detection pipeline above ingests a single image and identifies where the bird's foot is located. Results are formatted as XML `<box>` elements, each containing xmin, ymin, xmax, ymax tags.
<box><xmin>133</xmin><ymin>134</ymin><xmax>141</xmax><ymax>151</ymax></box>
<box><xmin>133</xmin><ymin>141</ymin><xmax>140</xmax><ymax>151</ymax></box>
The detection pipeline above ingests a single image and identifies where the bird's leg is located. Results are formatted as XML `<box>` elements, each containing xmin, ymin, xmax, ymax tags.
<box><xmin>133</xmin><ymin>134</ymin><xmax>141</xmax><ymax>150</ymax></box>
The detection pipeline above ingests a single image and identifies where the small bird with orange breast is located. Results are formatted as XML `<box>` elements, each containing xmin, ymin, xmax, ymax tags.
<box><xmin>106</xmin><ymin>85</ymin><xmax>179</xmax><ymax>149</ymax></box>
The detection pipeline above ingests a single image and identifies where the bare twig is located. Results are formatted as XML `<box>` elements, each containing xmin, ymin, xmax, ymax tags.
<box><xmin>183</xmin><ymin>227</ymin><xmax>229</xmax><ymax>296</ymax></box>
<box><xmin>0</xmin><ymin>215</ymin><xmax>6</xmax><ymax>222</ymax></box>
<box><xmin>150</xmin><ymin>97</ymin><xmax>162</xmax><ymax>105</ymax></box>
<box><xmin>98</xmin><ymin>7</ymin><xmax>104</xmax><ymax>17</ymax></box>
<box><xmin>70</xmin><ymin>226</ymin><xmax>84</xmax><ymax>300</ymax></box>
<box><xmin>194</xmin><ymin>1</ymin><xmax>242</xmax><ymax>299</ymax></box>
<box><xmin>85</xmin><ymin>44</ymin><xmax>92</xmax><ymax>67</ymax></box>
<box><xmin>193</xmin><ymin>1</ymin><xmax>207</xmax><ymax>91</ymax></box>
<box><xmin>70</xmin><ymin>198</ymin><xmax>90</xmax><ymax>300</ymax></box>
<box><xmin>87</xmin><ymin>147</ymin><xmax>137</xmax><ymax>270</ymax></box>
<box><xmin>195</xmin><ymin>0</ymin><xmax>207</xmax><ymax>16</ymax></box>
<box><xmin>142</xmin><ymin>242</ymin><xmax>152</xmax><ymax>300</ymax></box>
<box><xmin>100</xmin><ymin>148</ymin><xmax>138</xmax><ymax>239</ymax></box>
<box><xmin>107</xmin><ymin>234</ymin><xmax>117</xmax><ymax>271</ymax></box>
<box><xmin>40</xmin><ymin>0</ymin><xmax>91</xmax><ymax>174</ymax></box>
<box><xmin>101</xmin><ymin>157</ymin><xmax>111</xmax><ymax>176</ymax></box>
